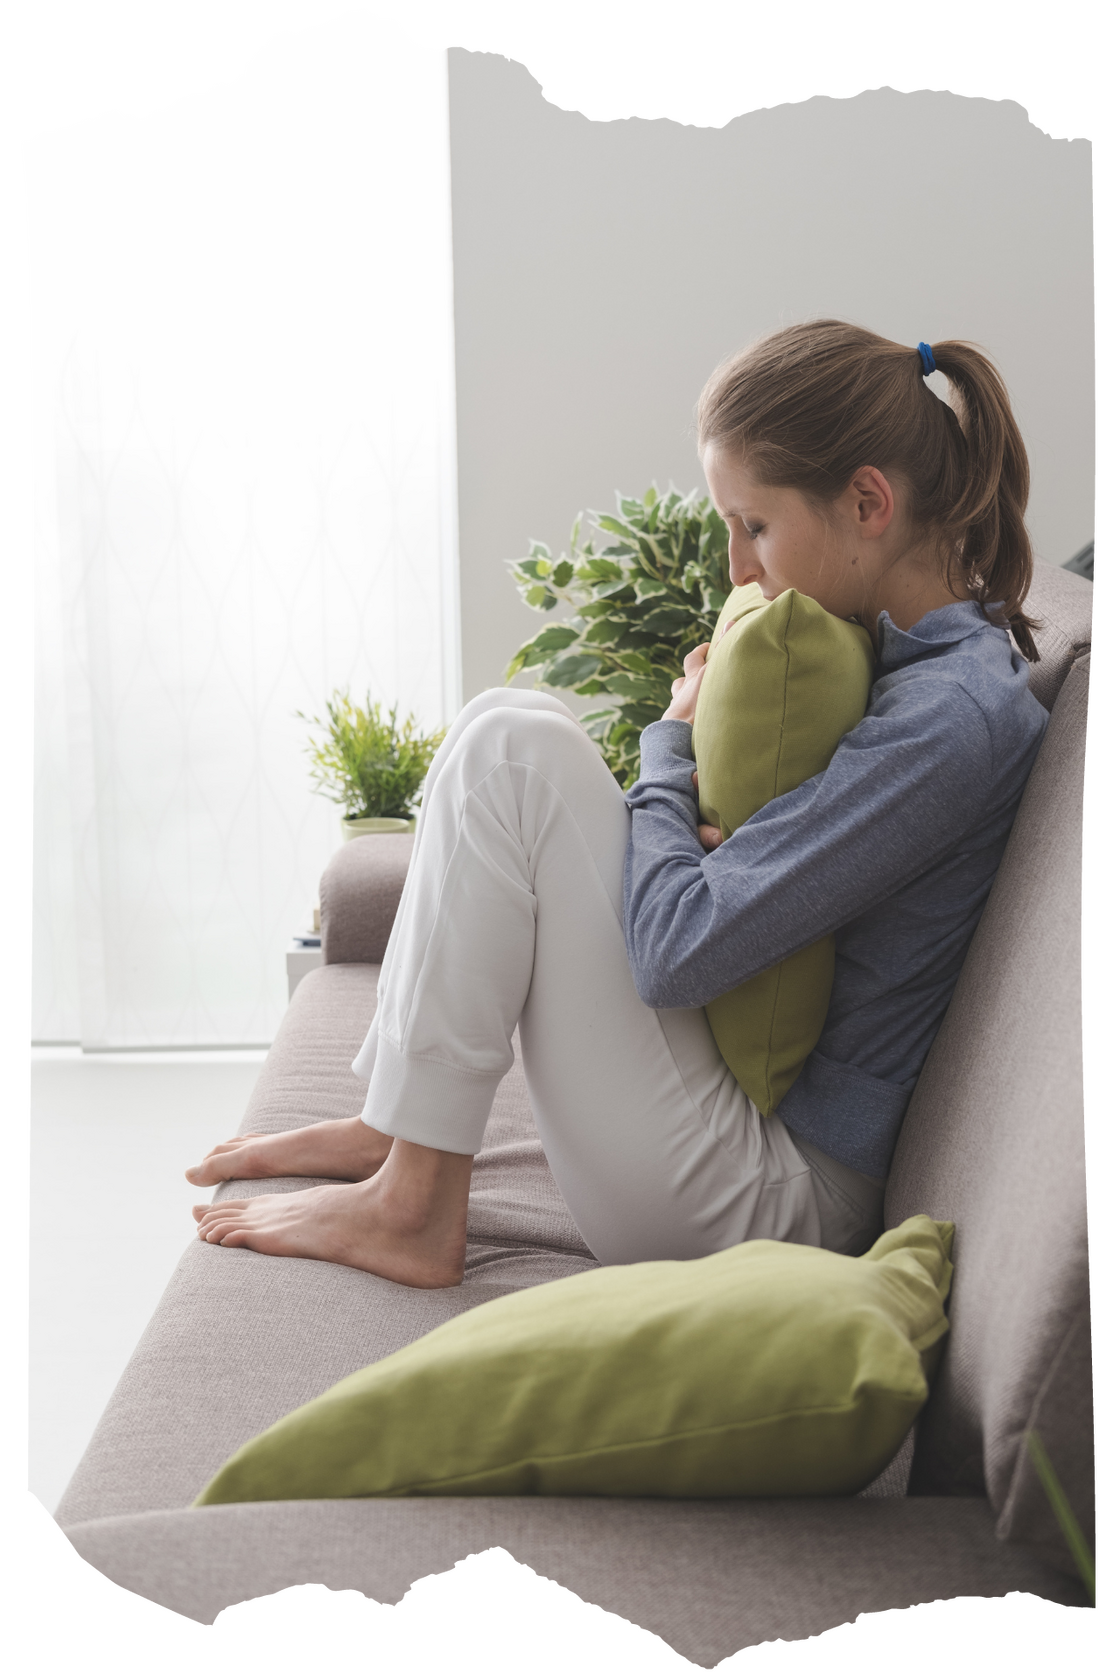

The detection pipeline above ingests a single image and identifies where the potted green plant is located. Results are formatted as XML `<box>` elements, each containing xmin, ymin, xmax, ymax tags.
<box><xmin>300</xmin><ymin>690</ymin><xmax>447</xmax><ymax>841</ymax></box>
<box><xmin>504</xmin><ymin>485</ymin><xmax>730</xmax><ymax>787</ymax></box>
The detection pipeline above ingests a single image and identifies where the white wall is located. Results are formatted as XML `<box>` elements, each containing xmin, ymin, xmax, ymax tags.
<box><xmin>449</xmin><ymin>54</ymin><xmax>1094</xmax><ymax>700</ymax></box>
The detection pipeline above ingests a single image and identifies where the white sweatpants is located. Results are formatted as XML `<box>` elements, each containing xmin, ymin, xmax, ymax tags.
<box><xmin>352</xmin><ymin>688</ymin><xmax>831</xmax><ymax>1266</ymax></box>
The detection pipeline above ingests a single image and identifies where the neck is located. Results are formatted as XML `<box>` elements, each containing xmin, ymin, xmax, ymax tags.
<box><xmin>857</xmin><ymin>542</ymin><xmax>967</xmax><ymax>640</ymax></box>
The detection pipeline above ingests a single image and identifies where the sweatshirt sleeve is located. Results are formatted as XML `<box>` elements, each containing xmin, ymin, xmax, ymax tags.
<box><xmin>622</xmin><ymin>676</ymin><xmax>996</xmax><ymax>1009</ymax></box>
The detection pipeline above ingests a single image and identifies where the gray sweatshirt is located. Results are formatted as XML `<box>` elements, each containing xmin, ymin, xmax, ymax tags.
<box><xmin>622</xmin><ymin>600</ymin><xmax>1049</xmax><ymax>1178</ymax></box>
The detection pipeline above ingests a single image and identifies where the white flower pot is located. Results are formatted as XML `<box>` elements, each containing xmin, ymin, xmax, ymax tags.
<box><xmin>341</xmin><ymin>815</ymin><xmax>416</xmax><ymax>842</ymax></box>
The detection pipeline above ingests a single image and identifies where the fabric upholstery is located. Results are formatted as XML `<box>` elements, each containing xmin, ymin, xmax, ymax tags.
<box><xmin>62</xmin><ymin>1496</ymin><xmax>1086</xmax><ymax>1660</ymax></box>
<box><xmin>1021</xmin><ymin>565</ymin><xmax>1092</xmax><ymax>711</ymax></box>
<box><xmin>320</xmin><ymin>832</ymin><xmax>414</xmax><ymax>965</ymax></box>
<box><xmin>886</xmin><ymin>654</ymin><xmax>1091</xmax><ymax>1572</ymax></box>
<box><xmin>55</xmin><ymin>966</ymin><xmax>594</xmax><ymax>1528</ymax></box>
<box><xmin>55</xmin><ymin>570</ymin><xmax>1092</xmax><ymax>1643</ymax></box>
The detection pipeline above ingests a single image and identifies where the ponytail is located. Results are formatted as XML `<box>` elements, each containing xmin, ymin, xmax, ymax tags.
<box><xmin>924</xmin><ymin>340</ymin><xmax>1039</xmax><ymax>660</ymax></box>
<box><xmin>697</xmin><ymin>321</ymin><xmax>1041</xmax><ymax>660</ymax></box>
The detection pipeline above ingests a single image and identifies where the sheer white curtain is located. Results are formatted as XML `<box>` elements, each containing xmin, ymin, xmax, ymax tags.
<box><xmin>31</xmin><ymin>28</ymin><xmax>459</xmax><ymax>1048</ymax></box>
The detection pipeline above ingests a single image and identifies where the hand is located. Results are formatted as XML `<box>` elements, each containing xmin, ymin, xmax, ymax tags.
<box><xmin>691</xmin><ymin>772</ymin><xmax>723</xmax><ymax>851</ymax></box>
<box><xmin>663</xmin><ymin>641</ymin><xmax>711</xmax><ymax>725</ymax></box>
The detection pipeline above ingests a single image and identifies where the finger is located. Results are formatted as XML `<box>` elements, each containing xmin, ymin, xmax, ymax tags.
<box><xmin>682</xmin><ymin>642</ymin><xmax>711</xmax><ymax>675</ymax></box>
<box><xmin>691</xmin><ymin>771</ymin><xmax>699</xmax><ymax>787</ymax></box>
<box><xmin>698</xmin><ymin>824</ymin><xmax>724</xmax><ymax>851</ymax></box>
<box><xmin>671</xmin><ymin>677</ymin><xmax>684</xmax><ymax>695</ymax></box>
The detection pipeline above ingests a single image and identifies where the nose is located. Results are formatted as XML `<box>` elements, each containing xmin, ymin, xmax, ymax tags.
<box><xmin>728</xmin><ymin>527</ymin><xmax>763</xmax><ymax>590</ymax></box>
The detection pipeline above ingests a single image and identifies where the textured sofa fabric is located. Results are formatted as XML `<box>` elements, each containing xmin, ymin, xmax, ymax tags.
<box><xmin>1018</xmin><ymin>565</ymin><xmax>1092</xmax><ymax>712</ymax></box>
<box><xmin>63</xmin><ymin>1498</ymin><xmax>1085</xmax><ymax>1664</ymax></box>
<box><xmin>56</xmin><ymin>567</ymin><xmax>1094</xmax><ymax>1651</ymax></box>
<box><xmin>887</xmin><ymin>653</ymin><xmax>1092</xmax><ymax>1569</ymax></box>
<box><xmin>321</xmin><ymin>831</ymin><xmax>413</xmax><ymax>965</ymax></box>
<box><xmin>55</xmin><ymin>978</ymin><xmax>595</xmax><ymax>1526</ymax></box>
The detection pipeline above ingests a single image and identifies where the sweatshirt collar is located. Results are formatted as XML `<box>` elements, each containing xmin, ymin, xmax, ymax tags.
<box><xmin>876</xmin><ymin>599</ymin><xmax>999</xmax><ymax>672</ymax></box>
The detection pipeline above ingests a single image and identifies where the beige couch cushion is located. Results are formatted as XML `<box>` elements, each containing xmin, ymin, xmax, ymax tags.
<box><xmin>55</xmin><ymin>966</ymin><xmax>594</xmax><ymax>1528</ymax></box>
<box><xmin>63</xmin><ymin>1495</ymin><xmax>1085</xmax><ymax>1659</ymax></box>
<box><xmin>1022</xmin><ymin>564</ymin><xmax>1092</xmax><ymax>711</ymax></box>
<box><xmin>886</xmin><ymin>653</ymin><xmax>1091</xmax><ymax>1571</ymax></box>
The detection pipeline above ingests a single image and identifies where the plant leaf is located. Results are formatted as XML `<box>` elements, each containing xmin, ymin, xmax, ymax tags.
<box><xmin>544</xmin><ymin>653</ymin><xmax>603</xmax><ymax>687</ymax></box>
<box><xmin>579</xmin><ymin>556</ymin><xmax>624</xmax><ymax>582</ymax></box>
<box><xmin>582</xmin><ymin>616</ymin><xmax>632</xmax><ymax>646</ymax></box>
<box><xmin>1027</xmin><ymin>1432</ymin><xmax>1095</xmax><ymax>1604</ymax></box>
<box><xmin>613</xmin><ymin>650</ymin><xmax>654</xmax><ymax>675</ymax></box>
<box><xmin>599</xmin><ymin>673</ymin><xmax>665</xmax><ymax>702</ymax></box>
<box><xmin>595</xmin><ymin>514</ymin><xmax>637</xmax><ymax>540</ymax></box>
<box><xmin>527</xmin><ymin>623</ymin><xmax>580</xmax><ymax>654</ymax></box>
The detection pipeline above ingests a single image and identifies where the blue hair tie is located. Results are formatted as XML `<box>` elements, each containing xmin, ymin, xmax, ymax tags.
<box><xmin>918</xmin><ymin>342</ymin><xmax>937</xmax><ymax>377</ymax></box>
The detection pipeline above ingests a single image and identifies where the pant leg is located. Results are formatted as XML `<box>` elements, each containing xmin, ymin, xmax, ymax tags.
<box><xmin>792</xmin><ymin>1135</ymin><xmax>886</xmax><ymax>1257</ymax></box>
<box><xmin>354</xmin><ymin>689</ymin><xmax>821</xmax><ymax>1265</ymax></box>
<box><xmin>350</xmin><ymin>686</ymin><xmax>573</xmax><ymax>1085</ymax></box>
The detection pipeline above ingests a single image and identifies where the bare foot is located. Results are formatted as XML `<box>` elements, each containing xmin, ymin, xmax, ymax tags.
<box><xmin>192</xmin><ymin>1140</ymin><xmax>473</xmax><ymax>1287</ymax></box>
<box><xmin>185</xmin><ymin>1115</ymin><xmax>391</xmax><ymax>1187</ymax></box>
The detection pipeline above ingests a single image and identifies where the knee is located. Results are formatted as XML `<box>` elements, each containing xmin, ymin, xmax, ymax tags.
<box><xmin>454</xmin><ymin>687</ymin><xmax>577</xmax><ymax>739</ymax></box>
<box><xmin>455</xmin><ymin>705</ymin><xmax>609</xmax><ymax>792</ymax></box>
<box><xmin>460</xmin><ymin>686</ymin><xmax>571</xmax><ymax>717</ymax></box>
<box><xmin>453</xmin><ymin>688</ymin><xmax>514</xmax><ymax>729</ymax></box>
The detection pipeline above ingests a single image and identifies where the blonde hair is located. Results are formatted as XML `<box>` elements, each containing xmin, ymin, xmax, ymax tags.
<box><xmin>697</xmin><ymin>320</ymin><xmax>1039</xmax><ymax>659</ymax></box>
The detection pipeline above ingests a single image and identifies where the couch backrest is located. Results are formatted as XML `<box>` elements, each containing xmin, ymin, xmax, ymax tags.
<box><xmin>1018</xmin><ymin>563</ymin><xmax>1092</xmax><ymax>711</ymax></box>
<box><xmin>886</xmin><ymin>564</ymin><xmax>1092</xmax><ymax>1575</ymax></box>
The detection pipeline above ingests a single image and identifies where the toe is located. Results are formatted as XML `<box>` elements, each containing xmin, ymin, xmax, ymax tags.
<box><xmin>200</xmin><ymin>1215</ymin><xmax>244</xmax><ymax>1242</ymax></box>
<box><xmin>194</xmin><ymin>1198</ymin><xmax>248</xmax><ymax>1224</ymax></box>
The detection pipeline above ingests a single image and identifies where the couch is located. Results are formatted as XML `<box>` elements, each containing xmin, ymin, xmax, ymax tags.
<box><xmin>55</xmin><ymin>566</ymin><xmax>1094</xmax><ymax>1665</ymax></box>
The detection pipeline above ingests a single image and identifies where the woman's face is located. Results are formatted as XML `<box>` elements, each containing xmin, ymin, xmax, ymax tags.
<box><xmin>702</xmin><ymin>443</ymin><xmax>868</xmax><ymax>622</ymax></box>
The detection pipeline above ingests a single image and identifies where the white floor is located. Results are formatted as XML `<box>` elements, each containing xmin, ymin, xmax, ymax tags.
<box><xmin>29</xmin><ymin>1048</ymin><xmax>268</xmax><ymax>1515</ymax></box>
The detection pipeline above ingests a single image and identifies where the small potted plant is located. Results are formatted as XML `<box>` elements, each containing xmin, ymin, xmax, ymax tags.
<box><xmin>300</xmin><ymin>690</ymin><xmax>446</xmax><ymax>840</ymax></box>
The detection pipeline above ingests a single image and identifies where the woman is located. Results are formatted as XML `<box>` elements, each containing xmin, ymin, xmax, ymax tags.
<box><xmin>188</xmin><ymin>321</ymin><xmax>1049</xmax><ymax>1284</ymax></box>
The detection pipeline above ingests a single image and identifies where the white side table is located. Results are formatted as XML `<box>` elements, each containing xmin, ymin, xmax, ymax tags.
<box><xmin>286</xmin><ymin>942</ymin><xmax>324</xmax><ymax>1000</ymax></box>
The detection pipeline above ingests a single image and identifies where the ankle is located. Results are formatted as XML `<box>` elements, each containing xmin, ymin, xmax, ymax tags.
<box><xmin>349</xmin><ymin>1115</ymin><xmax>393</xmax><ymax>1171</ymax></box>
<box><xmin>375</xmin><ymin>1140</ymin><xmax>473</xmax><ymax>1239</ymax></box>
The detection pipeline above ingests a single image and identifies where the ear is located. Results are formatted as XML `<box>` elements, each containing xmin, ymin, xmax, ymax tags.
<box><xmin>844</xmin><ymin>467</ymin><xmax>895</xmax><ymax>539</ymax></box>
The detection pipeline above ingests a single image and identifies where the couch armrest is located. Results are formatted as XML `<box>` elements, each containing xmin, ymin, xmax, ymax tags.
<box><xmin>319</xmin><ymin>834</ymin><xmax>414</xmax><ymax>965</ymax></box>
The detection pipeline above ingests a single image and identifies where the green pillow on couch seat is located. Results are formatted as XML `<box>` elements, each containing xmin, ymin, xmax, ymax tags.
<box><xmin>194</xmin><ymin>1215</ymin><xmax>953</xmax><ymax>1507</ymax></box>
<box><xmin>691</xmin><ymin>583</ymin><xmax>875</xmax><ymax>1115</ymax></box>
